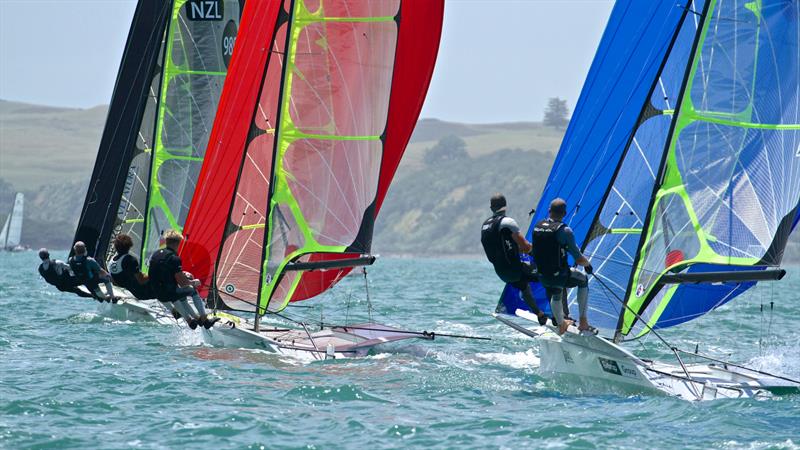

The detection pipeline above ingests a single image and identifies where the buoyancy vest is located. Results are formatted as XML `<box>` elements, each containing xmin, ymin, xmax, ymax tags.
<box><xmin>149</xmin><ymin>247</ymin><xmax>180</xmax><ymax>300</ymax></box>
<box><xmin>68</xmin><ymin>255</ymin><xmax>96</xmax><ymax>284</ymax></box>
<box><xmin>481</xmin><ymin>214</ymin><xmax>522</xmax><ymax>283</ymax></box>
<box><xmin>532</xmin><ymin>219</ymin><xmax>568</xmax><ymax>277</ymax></box>
<box><xmin>39</xmin><ymin>262</ymin><xmax>63</xmax><ymax>286</ymax></box>
<box><xmin>109</xmin><ymin>253</ymin><xmax>136</xmax><ymax>287</ymax></box>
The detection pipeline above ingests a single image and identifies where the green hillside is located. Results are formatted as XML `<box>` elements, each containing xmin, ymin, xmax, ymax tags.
<box><xmin>0</xmin><ymin>99</ymin><xmax>797</xmax><ymax>262</ymax></box>
<box><xmin>0</xmin><ymin>100</ymin><xmax>107</xmax><ymax>190</ymax></box>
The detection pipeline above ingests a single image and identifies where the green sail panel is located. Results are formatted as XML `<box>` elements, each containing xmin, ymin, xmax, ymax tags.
<box><xmin>622</xmin><ymin>0</ymin><xmax>800</xmax><ymax>336</ymax></box>
<box><xmin>141</xmin><ymin>0</ymin><xmax>241</xmax><ymax>268</ymax></box>
<box><xmin>258</xmin><ymin>0</ymin><xmax>400</xmax><ymax>313</ymax></box>
<box><xmin>106</xmin><ymin>42</ymin><xmax>166</xmax><ymax>264</ymax></box>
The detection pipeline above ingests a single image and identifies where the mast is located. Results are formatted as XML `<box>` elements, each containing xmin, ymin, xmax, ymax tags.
<box><xmin>72</xmin><ymin>0</ymin><xmax>172</xmax><ymax>261</ymax></box>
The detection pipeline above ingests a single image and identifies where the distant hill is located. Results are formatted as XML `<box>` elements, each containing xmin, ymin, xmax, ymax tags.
<box><xmin>0</xmin><ymin>99</ymin><xmax>797</xmax><ymax>263</ymax></box>
<box><xmin>0</xmin><ymin>100</ymin><xmax>107</xmax><ymax>190</ymax></box>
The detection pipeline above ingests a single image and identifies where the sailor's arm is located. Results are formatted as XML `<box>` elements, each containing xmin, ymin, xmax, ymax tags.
<box><xmin>512</xmin><ymin>232</ymin><xmax>532</xmax><ymax>254</ymax></box>
<box><xmin>562</xmin><ymin>227</ymin><xmax>592</xmax><ymax>270</ymax></box>
<box><xmin>174</xmin><ymin>270</ymin><xmax>194</xmax><ymax>288</ymax></box>
<box><xmin>135</xmin><ymin>272</ymin><xmax>149</xmax><ymax>285</ymax></box>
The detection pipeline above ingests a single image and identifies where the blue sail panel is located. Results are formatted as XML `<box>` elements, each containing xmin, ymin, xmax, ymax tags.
<box><xmin>652</xmin><ymin>264</ymin><xmax>759</xmax><ymax>330</ymax></box>
<box><xmin>498</xmin><ymin>0</ymin><xmax>692</xmax><ymax>319</ymax></box>
<box><xmin>525</xmin><ymin>1</ymin><xmax>690</xmax><ymax>244</ymax></box>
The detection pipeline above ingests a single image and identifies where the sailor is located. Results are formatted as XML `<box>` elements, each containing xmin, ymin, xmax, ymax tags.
<box><xmin>481</xmin><ymin>193</ymin><xmax>549</xmax><ymax>325</ymax></box>
<box><xmin>108</xmin><ymin>233</ymin><xmax>156</xmax><ymax>300</ymax></box>
<box><xmin>37</xmin><ymin>248</ymin><xmax>95</xmax><ymax>299</ymax></box>
<box><xmin>532</xmin><ymin>198</ymin><xmax>594</xmax><ymax>335</ymax></box>
<box><xmin>68</xmin><ymin>241</ymin><xmax>117</xmax><ymax>302</ymax></box>
<box><xmin>148</xmin><ymin>230</ymin><xmax>219</xmax><ymax>330</ymax></box>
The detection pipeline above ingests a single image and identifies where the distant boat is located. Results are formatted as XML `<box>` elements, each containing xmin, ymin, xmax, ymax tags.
<box><xmin>0</xmin><ymin>193</ymin><xmax>27</xmax><ymax>252</ymax></box>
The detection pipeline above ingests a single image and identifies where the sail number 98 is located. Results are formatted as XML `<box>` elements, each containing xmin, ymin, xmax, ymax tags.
<box><xmin>223</xmin><ymin>36</ymin><xmax>236</xmax><ymax>56</ymax></box>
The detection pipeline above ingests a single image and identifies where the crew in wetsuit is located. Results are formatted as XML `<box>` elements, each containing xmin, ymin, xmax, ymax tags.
<box><xmin>68</xmin><ymin>241</ymin><xmax>116</xmax><ymax>301</ymax></box>
<box><xmin>37</xmin><ymin>248</ymin><xmax>95</xmax><ymax>299</ymax></box>
<box><xmin>532</xmin><ymin>198</ymin><xmax>594</xmax><ymax>335</ymax></box>
<box><xmin>108</xmin><ymin>234</ymin><xmax>156</xmax><ymax>300</ymax></box>
<box><xmin>481</xmin><ymin>193</ymin><xmax>549</xmax><ymax>325</ymax></box>
<box><xmin>148</xmin><ymin>230</ymin><xmax>219</xmax><ymax>330</ymax></box>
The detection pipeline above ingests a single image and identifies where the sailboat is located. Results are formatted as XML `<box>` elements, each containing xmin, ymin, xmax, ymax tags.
<box><xmin>179</xmin><ymin>0</ymin><xmax>447</xmax><ymax>357</ymax></box>
<box><xmin>495</xmin><ymin>0</ymin><xmax>800</xmax><ymax>400</ymax></box>
<box><xmin>0</xmin><ymin>193</ymin><xmax>26</xmax><ymax>252</ymax></box>
<box><xmin>72</xmin><ymin>0</ymin><xmax>242</xmax><ymax>322</ymax></box>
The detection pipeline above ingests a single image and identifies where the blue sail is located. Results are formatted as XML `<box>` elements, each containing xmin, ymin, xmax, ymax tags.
<box><xmin>498</xmin><ymin>0</ymin><xmax>693</xmax><ymax>320</ymax></box>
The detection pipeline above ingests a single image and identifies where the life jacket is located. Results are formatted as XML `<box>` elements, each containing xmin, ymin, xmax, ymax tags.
<box><xmin>39</xmin><ymin>262</ymin><xmax>63</xmax><ymax>286</ymax></box>
<box><xmin>481</xmin><ymin>214</ymin><xmax>522</xmax><ymax>283</ymax></box>
<box><xmin>532</xmin><ymin>219</ymin><xmax>568</xmax><ymax>277</ymax></box>
<box><xmin>68</xmin><ymin>255</ymin><xmax>96</xmax><ymax>284</ymax></box>
<box><xmin>109</xmin><ymin>253</ymin><xmax>136</xmax><ymax>287</ymax></box>
<box><xmin>149</xmin><ymin>247</ymin><xmax>180</xmax><ymax>300</ymax></box>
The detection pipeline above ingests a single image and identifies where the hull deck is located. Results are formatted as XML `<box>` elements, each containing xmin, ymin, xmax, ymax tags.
<box><xmin>496</xmin><ymin>310</ymin><xmax>800</xmax><ymax>401</ymax></box>
<box><xmin>203</xmin><ymin>314</ymin><xmax>432</xmax><ymax>359</ymax></box>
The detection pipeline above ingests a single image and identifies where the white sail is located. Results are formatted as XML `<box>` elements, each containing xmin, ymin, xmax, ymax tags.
<box><xmin>5</xmin><ymin>193</ymin><xmax>23</xmax><ymax>248</ymax></box>
<box><xmin>0</xmin><ymin>213</ymin><xmax>9</xmax><ymax>246</ymax></box>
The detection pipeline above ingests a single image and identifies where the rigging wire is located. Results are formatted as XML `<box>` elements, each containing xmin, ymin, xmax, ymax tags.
<box><xmin>592</xmin><ymin>272</ymin><xmax>800</xmax><ymax>385</ymax></box>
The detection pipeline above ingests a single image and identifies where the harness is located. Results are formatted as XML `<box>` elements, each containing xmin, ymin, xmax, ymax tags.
<box><xmin>68</xmin><ymin>255</ymin><xmax>95</xmax><ymax>284</ymax></box>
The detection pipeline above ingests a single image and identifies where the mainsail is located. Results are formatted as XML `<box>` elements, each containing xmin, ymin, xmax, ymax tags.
<box><xmin>502</xmin><ymin>0</ymin><xmax>799</xmax><ymax>340</ymax></box>
<box><xmin>139</xmin><ymin>0</ymin><xmax>242</xmax><ymax>268</ymax></box>
<box><xmin>1</xmin><ymin>193</ymin><xmax>24</xmax><ymax>249</ymax></box>
<box><xmin>73</xmin><ymin>0</ymin><xmax>171</xmax><ymax>261</ymax></box>
<box><xmin>181</xmin><ymin>0</ymin><xmax>445</xmax><ymax>314</ymax></box>
<box><xmin>73</xmin><ymin>0</ymin><xmax>240</xmax><ymax>265</ymax></box>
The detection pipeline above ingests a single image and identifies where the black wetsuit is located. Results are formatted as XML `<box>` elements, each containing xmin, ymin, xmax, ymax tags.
<box><xmin>38</xmin><ymin>259</ymin><xmax>95</xmax><ymax>298</ymax></box>
<box><xmin>148</xmin><ymin>247</ymin><xmax>186</xmax><ymax>302</ymax></box>
<box><xmin>481</xmin><ymin>212</ymin><xmax>542</xmax><ymax>315</ymax></box>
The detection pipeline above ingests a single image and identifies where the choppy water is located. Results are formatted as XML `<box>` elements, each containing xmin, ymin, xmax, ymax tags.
<box><xmin>1</xmin><ymin>251</ymin><xmax>799</xmax><ymax>449</ymax></box>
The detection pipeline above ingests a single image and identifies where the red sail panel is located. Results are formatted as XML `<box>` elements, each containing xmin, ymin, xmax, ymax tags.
<box><xmin>180</xmin><ymin>0</ymin><xmax>282</xmax><ymax>298</ymax></box>
<box><xmin>287</xmin><ymin>0</ymin><xmax>445</xmax><ymax>303</ymax></box>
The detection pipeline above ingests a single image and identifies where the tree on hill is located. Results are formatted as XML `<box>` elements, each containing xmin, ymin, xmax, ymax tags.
<box><xmin>543</xmin><ymin>97</ymin><xmax>570</xmax><ymax>129</ymax></box>
<box><xmin>423</xmin><ymin>135</ymin><xmax>469</xmax><ymax>166</ymax></box>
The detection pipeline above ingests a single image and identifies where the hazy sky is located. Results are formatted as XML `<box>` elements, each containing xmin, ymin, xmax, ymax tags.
<box><xmin>0</xmin><ymin>0</ymin><xmax>613</xmax><ymax>123</ymax></box>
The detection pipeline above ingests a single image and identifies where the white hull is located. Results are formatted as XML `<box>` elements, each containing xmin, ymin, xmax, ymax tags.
<box><xmin>497</xmin><ymin>310</ymin><xmax>800</xmax><ymax>401</ymax></box>
<box><xmin>96</xmin><ymin>295</ymin><xmax>176</xmax><ymax>325</ymax></box>
<box><xmin>202</xmin><ymin>314</ymin><xmax>430</xmax><ymax>360</ymax></box>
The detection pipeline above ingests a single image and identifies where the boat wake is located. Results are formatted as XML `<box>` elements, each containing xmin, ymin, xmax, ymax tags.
<box><xmin>748</xmin><ymin>343</ymin><xmax>800</xmax><ymax>380</ymax></box>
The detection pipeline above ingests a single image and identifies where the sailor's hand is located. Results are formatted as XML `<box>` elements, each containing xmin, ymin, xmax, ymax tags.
<box><xmin>191</xmin><ymin>279</ymin><xmax>201</xmax><ymax>288</ymax></box>
<box><xmin>183</xmin><ymin>271</ymin><xmax>195</xmax><ymax>280</ymax></box>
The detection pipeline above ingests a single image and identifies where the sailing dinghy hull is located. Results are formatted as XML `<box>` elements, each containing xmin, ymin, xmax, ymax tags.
<box><xmin>95</xmin><ymin>291</ymin><xmax>176</xmax><ymax>325</ymax></box>
<box><xmin>497</xmin><ymin>310</ymin><xmax>800</xmax><ymax>401</ymax></box>
<box><xmin>202</xmin><ymin>316</ymin><xmax>431</xmax><ymax>360</ymax></box>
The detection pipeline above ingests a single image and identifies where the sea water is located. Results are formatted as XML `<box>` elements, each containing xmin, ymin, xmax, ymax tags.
<box><xmin>1</xmin><ymin>251</ymin><xmax>798</xmax><ymax>449</ymax></box>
